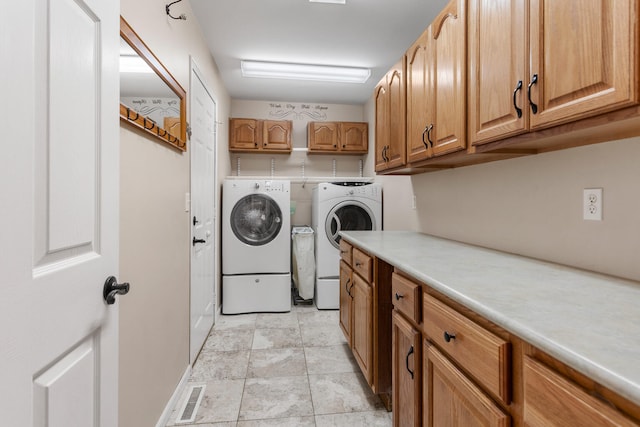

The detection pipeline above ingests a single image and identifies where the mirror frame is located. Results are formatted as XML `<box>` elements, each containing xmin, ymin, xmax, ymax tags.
<box><xmin>119</xmin><ymin>16</ymin><xmax>187</xmax><ymax>151</ymax></box>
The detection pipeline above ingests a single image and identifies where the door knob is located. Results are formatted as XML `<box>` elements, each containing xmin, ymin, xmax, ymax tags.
<box><xmin>193</xmin><ymin>237</ymin><xmax>206</xmax><ymax>246</ymax></box>
<box><xmin>103</xmin><ymin>276</ymin><xmax>130</xmax><ymax>305</ymax></box>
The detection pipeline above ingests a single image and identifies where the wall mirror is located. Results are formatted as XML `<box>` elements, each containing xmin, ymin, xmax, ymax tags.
<box><xmin>120</xmin><ymin>16</ymin><xmax>187</xmax><ymax>151</ymax></box>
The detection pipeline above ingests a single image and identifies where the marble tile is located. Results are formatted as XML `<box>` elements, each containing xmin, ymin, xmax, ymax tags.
<box><xmin>300</xmin><ymin>324</ymin><xmax>347</xmax><ymax>347</ymax></box>
<box><xmin>191</xmin><ymin>350</ymin><xmax>250</xmax><ymax>381</ymax></box>
<box><xmin>304</xmin><ymin>344</ymin><xmax>358</xmax><ymax>375</ymax></box>
<box><xmin>237</xmin><ymin>416</ymin><xmax>315</xmax><ymax>426</ymax></box>
<box><xmin>252</xmin><ymin>328</ymin><xmax>302</xmax><ymax>350</ymax></box>
<box><xmin>315</xmin><ymin>410</ymin><xmax>392</xmax><ymax>427</ymax></box>
<box><xmin>309</xmin><ymin>372</ymin><xmax>385</xmax><ymax>415</ymax></box>
<box><xmin>239</xmin><ymin>376</ymin><xmax>314</xmax><ymax>421</ymax></box>
<box><xmin>297</xmin><ymin>309</ymin><xmax>340</xmax><ymax>326</ymax></box>
<box><xmin>203</xmin><ymin>328</ymin><xmax>254</xmax><ymax>352</ymax></box>
<box><xmin>193</xmin><ymin>380</ymin><xmax>245</xmax><ymax>424</ymax></box>
<box><xmin>215</xmin><ymin>313</ymin><xmax>257</xmax><ymax>330</ymax></box>
<box><xmin>255</xmin><ymin>312</ymin><xmax>300</xmax><ymax>329</ymax></box>
<box><xmin>247</xmin><ymin>348</ymin><xmax>307</xmax><ymax>378</ymax></box>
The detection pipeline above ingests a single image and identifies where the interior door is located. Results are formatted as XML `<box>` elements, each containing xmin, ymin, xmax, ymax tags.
<box><xmin>190</xmin><ymin>61</ymin><xmax>216</xmax><ymax>363</ymax></box>
<box><xmin>0</xmin><ymin>0</ymin><xmax>120</xmax><ymax>425</ymax></box>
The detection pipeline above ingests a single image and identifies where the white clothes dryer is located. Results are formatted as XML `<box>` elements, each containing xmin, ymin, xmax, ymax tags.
<box><xmin>312</xmin><ymin>182</ymin><xmax>382</xmax><ymax>309</ymax></box>
<box><xmin>222</xmin><ymin>179</ymin><xmax>291</xmax><ymax>314</ymax></box>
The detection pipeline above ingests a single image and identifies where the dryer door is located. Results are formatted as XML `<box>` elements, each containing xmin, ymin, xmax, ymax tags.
<box><xmin>231</xmin><ymin>194</ymin><xmax>283</xmax><ymax>246</ymax></box>
<box><xmin>325</xmin><ymin>200</ymin><xmax>374</xmax><ymax>249</ymax></box>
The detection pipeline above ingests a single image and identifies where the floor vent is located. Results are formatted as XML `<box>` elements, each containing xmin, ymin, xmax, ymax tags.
<box><xmin>175</xmin><ymin>384</ymin><xmax>205</xmax><ymax>424</ymax></box>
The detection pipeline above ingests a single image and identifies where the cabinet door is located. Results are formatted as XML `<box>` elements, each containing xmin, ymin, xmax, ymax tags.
<box><xmin>406</xmin><ymin>28</ymin><xmax>432</xmax><ymax>163</ymax></box>
<box><xmin>392</xmin><ymin>311</ymin><xmax>421</xmax><ymax>427</ymax></box>
<box><xmin>430</xmin><ymin>0</ymin><xmax>466</xmax><ymax>156</ymax></box>
<box><xmin>386</xmin><ymin>63</ymin><xmax>407</xmax><ymax>168</ymax></box>
<box><xmin>262</xmin><ymin>120</ymin><xmax>292</xmax><ymax>151</ymax></box>
<box><xmin>529</xmin><ymin>0</ymin><xmax>637</xmax><ymax>129</ymax></box>
<box><xmin>468</xmin><ymin>0</ymin><xmax>528</xmax><ymax>145</ymax></box>
<box><xmin>424</xmin><ymin>344</ymin><xmax>509</xmax><ymax>427</ymax></box>
<box><xmin>374</xmin><ymin>83</ymin><xmax>389</xmax><ymax>172</ymax></box>
<box><xmin>340</xmin><ymin>122</ymin><xmax>368</xmax><ymax>153</ymax></box>
<box><xmin>308</xmin><ymin>122</ymin><xmax>339</xmax><ymax>152</ymax></box>
<box><xmin>523</xmin><ymin>356</ymin><xmax>637</xmax><ymax>427</ymax></box>
<box><xmin>229</xmin><ymin>118</ymin><xmax>260</xmax><ymax>150</ymax></box>
<box><xmin>339</xmin><ymin>261</ymin><xmax>353</xmax><ymax>346</ymax></box>
<box><xmin>352</xmin><ymin>274</ymin><xmax>373</xmax><ymax>384</ymax></box>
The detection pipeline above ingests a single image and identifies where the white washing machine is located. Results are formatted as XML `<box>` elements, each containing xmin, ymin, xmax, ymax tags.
<box><xmin>312</xmin><ymin>182</ymin><xmax>382</xmax><ymax>309</ymax></box>
<box><xmin>222</xmin><ymin>179</ymin><xmax>291</xmax><ymax>314</ymax></box>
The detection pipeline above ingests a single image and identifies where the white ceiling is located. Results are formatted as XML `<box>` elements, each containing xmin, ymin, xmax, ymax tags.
<box><xmin>189</xmin><ymin>0</ymin><xmax>449</xmax><ymax>105</ymax></box>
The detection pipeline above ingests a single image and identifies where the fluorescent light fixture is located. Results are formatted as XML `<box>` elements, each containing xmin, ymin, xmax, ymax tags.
<box><xmin>240</xmin><ymin>60</ymin><xmax>370</xmax><ymax>83</ymax></box>
<box><xmin>309</xmin><ymin>0</ymin><xmax>346</xmax><ymax>4</ymax></box>
<box><xmin>120</xmin><ymin>55</ymin><xmax>154</xmax><ymax>74</ymax></box>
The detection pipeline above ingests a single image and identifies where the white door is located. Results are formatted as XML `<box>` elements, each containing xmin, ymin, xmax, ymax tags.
<box><xmin>190</xmin><ymin>60</ymin><xmax>217</xmax><ymax>362</ymax></box>
<box><xmin>0</xmin><ymin>0</ymin><xmax>120</xmax><ymax>425</ymax></box>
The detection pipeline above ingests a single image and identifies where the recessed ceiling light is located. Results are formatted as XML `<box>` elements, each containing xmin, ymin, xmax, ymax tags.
<box><xmin>309</xmin><ymin>0</ymin><xmax>346</xmax><ymax>4</ymax></box>
<box><xmin>241</xmin><ymin>60</ymin><xmax>370</xmax><ymax>84</ymax></box>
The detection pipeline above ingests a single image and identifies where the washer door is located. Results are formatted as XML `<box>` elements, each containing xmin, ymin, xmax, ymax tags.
<box><xmin>325</xmin><ymin>200</ymin><xmax>374</xmax><ymax>248</ymax></box>
<box><xmin>231</xmin><ymin>194</ymin><xmax>283</xmax><ymax>246</ymax></box>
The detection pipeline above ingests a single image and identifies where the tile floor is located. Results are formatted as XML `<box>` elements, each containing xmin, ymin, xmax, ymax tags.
<box><xmin>166</xmin><ymin>304</ymin><xmax>392</xmax><ymax>427</ymax></box>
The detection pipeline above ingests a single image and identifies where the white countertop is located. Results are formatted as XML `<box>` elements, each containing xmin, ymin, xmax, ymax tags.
<box><xmin>340</xmin><ymin>231</ymin><xmax>640</xmax><ymax>406</ymax></box>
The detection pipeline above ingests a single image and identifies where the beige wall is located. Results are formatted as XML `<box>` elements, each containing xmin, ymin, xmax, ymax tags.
<box><xmin>119</xmin><ymin>0</ymin><xmax>230</xmax><ymax>426</ymax></box>
<box><xmin>365</xmin><ymin>93</ymin><xmax>640</xmax><ymax>281</ymax></box>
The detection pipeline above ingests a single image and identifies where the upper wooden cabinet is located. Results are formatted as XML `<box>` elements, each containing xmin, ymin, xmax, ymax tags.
<box><xmin>229</xmin><ymin>118</ymin><xmax>292</xmax><ymax>153</ymax></box>
<box><xmin>406</xmin><ymin>0</ymin><xmax>466</xmax><ymax>164</ymax></box>
<box><xmin>307</xmin><ymin>121</ymin><xmax>368</xmax><ymax>154</ymax></box>
<box><xmin>469</xmin><ymin>0</ymin><xmax>638</xmax><ymax>146</ymax></box>
<box><xmin>375</xmin><ymin>60</ymin><xmax>407</xmax><ymax>172</ymax></box>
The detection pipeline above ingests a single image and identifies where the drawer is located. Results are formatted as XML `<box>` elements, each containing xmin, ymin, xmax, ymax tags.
<box><xmin>391</xmin><ymin>273</ymin><xmax>421</xmax><ymax>324</ymax></box>
<box><xmin>423</xmin><ymin>293</ymin><xmax>511</xmax><ymax>404</ymax></box>
<box><xmin>524</xmin><ymin>356</ymin><xmax>637</xmax><ymax>426</ymax></box>
<box><xmin>339</xmin><ymin>239</ymin><xmax>352</xmax><ymax>265</ymax></box>
<box><xmin>352</xmin><ymin>248</ymin><xmax>372</xmax><ymax>282</ymax></box>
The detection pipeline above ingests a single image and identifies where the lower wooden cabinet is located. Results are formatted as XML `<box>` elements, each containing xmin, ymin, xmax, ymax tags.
<box><xmin>339</xmin><ymin>260</ymin><xmax>353</xmax><ymax>346</ymax></box>
<box><xmin>425</xmin><ymin>343</ymin><xmax>510</xmax><ymax>427</ymax></box>
<box><xmin>523</xmin><ymin>356</ymin><xmax>638</xmax><ymax>427</ymax></box>
<box><xmin>392</xmin><ymin>310</ymin><xmax>422</xmax><ymax>427</ymax></box>
<box><xmin>352</xmin><ymin>274</ymin><xmax>373</xmax><ymax>383</ymax></box>
<box><xmin>339</xmin><ymin>239</ymin><xmax>393</xmax><ymax>409</ymax></box>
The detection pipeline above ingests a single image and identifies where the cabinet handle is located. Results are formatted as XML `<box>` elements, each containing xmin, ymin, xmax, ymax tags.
<box><xmin>254</xmin><ymin>142</ymin><xmax>258</xmax><ymax>147</ymax></box>
<box><xmin>382</xmin><ymin>146</ymin><xmax>388</xmax><ymax>162</ymax></box>
<box><xmin>513</xmin><ymin>80</ymin><xmax>523</xmax><ymax>118</ymax></box>
<box><xmin>355</xmin><ymin>261</ymin><xmax>362</xmax><ymax>267</ymax></box>
<box><xmin>527</xmin><ymin>74</ymin><xmax>538</xmax><ymax>114</ymax></box>
<box><xmin>421</xmin><ymin>124</ymin><xmax>433</xmax><ymax>150</ymax></box>
<box><xmin>348</xmin><ymin>281</ymin><xmax>355</xmax><ymax>296</ymax></box>
<box><xmin>443</xmin><ymin>331</ymin><xmax>456</xmax><ymax>342</ymax></box>
<box><xmin>405</xmin><ymin>345</ymin><xmax>415</xmax><ymax>379</ymax></box>
<box><xmin>395</xmin><ymin>292</ymin><xmax>404</xmax><ymax>300</ymax></box>
<box><xmin>426</xmin><ymin>124</ymin><xmax>434</xmax><ymax>148</ymax></box>
<box><xmin>345</xmin><ymin>278</ymin><xmax>352</xmax><ymax>296</ymax></box>
<box><xmin>334</xmin><ymin>144</ymin><xmax>337</xmax><ymax>148</ymax></box>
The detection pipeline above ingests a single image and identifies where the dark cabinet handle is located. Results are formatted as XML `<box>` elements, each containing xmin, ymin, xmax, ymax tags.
<box><xmin>345</xmin><ymin>278</ymin><xmax>352</xmax><ymax>296</ymax></box>
<box><xmin>103</xmin><ymin>276</ymin><xmax>130</xmax><ymax>305</ymax></box>
<box><xmin>254</xmin><ymin>142</ymin><xmax>258</xmax><ymax>147</ymax></box>
<box><xmin>444</xmin><ymin>331</ymin><xmax>456</xmax><ymax>342</ymax></box>
<box><xmin>421</xmin><ymin>124</ymin><xmax>430</xmax><ymax>149</ymax></box>
<box><xmin>382</xmin><ymin>146</ymin><xmax>388</xmax><ymax>162</ymax></box>
<box><xmin>406</xmin><ymin>345</ymin><xmax>415</xmax><ymax>379</ymax></box>
<box><xmin>192</xmin><ymin>237</ymin><xmax>206</xmax><ymax>246</ymax></box>
<box><xmin>527</xmin><ymin>74</ymin><xmax>538</xmax><ymax>114</ymax></box>
<box><xmin>426</xmin><ymin>124</ymin><xmax>434</xmax><ymax>148</ymax></box>
<box><xmin>513</xmin><ymin>80</ymin><xmax>523</xmax><ymax>118</ymax></box>
<box><xmin>395</xmin><ymin>292</ymin><xmax>404</xmax><ymax>300</ymax></box>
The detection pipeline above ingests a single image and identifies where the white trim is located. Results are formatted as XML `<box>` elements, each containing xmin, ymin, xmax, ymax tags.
<box><xmin>155</xmin><ymin>365</ymin><xmax>192</xmax><ymax>427</ymax></box>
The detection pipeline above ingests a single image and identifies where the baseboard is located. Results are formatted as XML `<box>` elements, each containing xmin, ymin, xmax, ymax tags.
<box><xmin>155</xmin><ymin>364</ymin><xmax>192</xmax><ymax>427</ymax></box>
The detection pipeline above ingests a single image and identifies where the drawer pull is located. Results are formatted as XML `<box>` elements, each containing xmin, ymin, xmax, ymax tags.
<box><xmin>406</xmin><ymin>345</ymin><xmax>415</xmax><ymax>379</ymax></box>
<box><xmin>355</xmin><ymin>261</ymin><xmax>362</xmax><ymax>267</ymax></box>
<box><xmin>340</xmin><ymin>250</ymin><xmax>347</xmax><ymax>254</ymax></box>
<box><xmin>444</xmin><ymin>331</ymin><xmax>456</xmax><ymax>342</ymax></box>
<box><xmin>395</xmin><ymin>292</ymin><xmax>404</xmax><ymax>300</ymax></box>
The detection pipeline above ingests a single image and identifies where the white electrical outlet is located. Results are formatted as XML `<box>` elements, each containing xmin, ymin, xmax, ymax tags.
<box><xmin>583</xmin><ymin>188</ymin><xmax>603</xmax><ymax>221</ymax></box>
